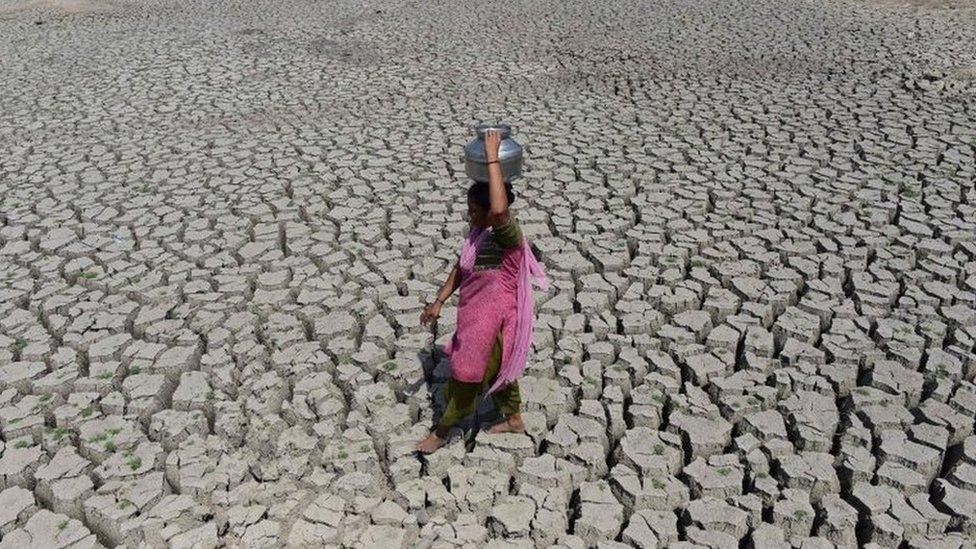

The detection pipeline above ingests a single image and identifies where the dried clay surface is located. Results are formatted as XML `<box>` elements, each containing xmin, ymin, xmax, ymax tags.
<box><xmin>1</xmin><ymin>0</ymin><xmax>976</xmax><ymax>547</ymax></box>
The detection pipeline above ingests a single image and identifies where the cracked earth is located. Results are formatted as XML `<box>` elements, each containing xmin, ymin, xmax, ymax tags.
<box><xmin>1</xmin><ymin>0</ymin><xmax>976</xmax><ymax>547</ymax></box>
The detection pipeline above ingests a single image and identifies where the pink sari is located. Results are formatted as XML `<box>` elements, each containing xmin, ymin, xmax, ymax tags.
<box><xmin>445</xmin><ymin>225</ymin><xmax>549</xmax><ymax>395</ymax></box>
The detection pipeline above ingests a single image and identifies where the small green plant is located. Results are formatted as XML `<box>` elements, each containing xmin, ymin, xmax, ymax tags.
<box><xmin>127</xmin><ymin>456</ymin><xmax>142</xmax><ymax>471</ymax></box>
<box><xmin>97</xmin><ymin>371</ymin><xmax>114</xmax><ymax>379</ymax></box>
<box><xmin>384</xmin><ymin>361</ymin><xmax>397</xmax><ymax>372</ymax></box>
<box><xmin>691</xmin><ymin>260</ymin><xmax>705</xmax><ymax>268</ymax></box>
<box><xmin>651</xmin><ymin>478</ymin><xmax>666</xmax><ymax>490</ymax></box>
<box><xmin>653</xmin><ymin>444</ymin><xmax>665</xmax><ymax>455</ymax></box>
<box><xmin>57</xmin><ymin>519</ymin><xmax>69</xmax><ymax>531</ymax></box>
<box><xmin>204</xmin><ymin>464</ymin><xmax>216</xmax><ymax>474</ymax></box>
<box><xmin>89</xmin><ymin>432</ymin><xmax>108</xmax><ymax>443</ymax></box>
<box><xmin>47</xmin><ymin>426</ymin><xmax>68</xmax><ymax>440</ymax></box>
<box><xmin>79</xmin><ymin>271</ymin><xmax>99</xmax><ymax>280</ymax></box>
<box><xmin>360</xmin><ymin>443</ymin><xmax>370</xmax><ymax>452</ymax></box>
<box><xmin>13</xmin><ymin>340</ymin><xmax>27</xmax><ymax>352</ymax></box>
<box><xmin>794</xmin><ymin>509</ymin><xmax>808</xmax><ymax>520</ymax></box>
<box><xmin>80</xmin><ymin>406</ymin><xmax>94</xmax><ymax>418</ymax></box>
<box><xmin>104</xmin><ymin>440</ymin><xmax>117</xmax><ymax>453</ymax></box>
<box><xmin>106</xmin><ymin>427</ymin><xmax>122</xmax><ymax>436</ymax></box>
<box><xmin>717</xmin><ymin>467</ymin><xmax>732</xmax><ymax>477</ymax></box>
<box><xmin>337</xmin><ymin>450</ymin><xmax>348</xmax><ymax>459</ymax></box>
<box><xmin>14</xmin><ymin>440</ymin><xmax>30</xmax><ymax>449</ymax></box>
<box><xmin>129</xmin><ymin>366</ymin><xmax>141</xmax><ymax>375</ymax></box>
<box><xmin>206</xmin><ymin>390</ymin><xmax>216</xmax><ymax>401</ymax></box>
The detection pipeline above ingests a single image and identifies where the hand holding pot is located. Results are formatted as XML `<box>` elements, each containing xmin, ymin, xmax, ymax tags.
<box><xmin>484</xmin><ymin>129</ymin><xmax>502</xmax><ymax>163</ymax></box>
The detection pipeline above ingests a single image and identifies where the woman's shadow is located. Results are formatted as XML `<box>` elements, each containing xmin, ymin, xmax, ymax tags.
<box><xmin>414</xmin><ymin>344</ymin><xmax>500</xmax><ymax>450</ymax></box>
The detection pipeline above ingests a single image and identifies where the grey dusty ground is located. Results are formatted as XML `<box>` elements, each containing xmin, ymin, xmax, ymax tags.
<box><xmin>1</xmin><ymin>0</ymin><xmax>976</xmax><ymax>547</ymax></box>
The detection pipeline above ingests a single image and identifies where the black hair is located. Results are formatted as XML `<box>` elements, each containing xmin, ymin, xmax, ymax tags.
<box><xmin>467</xmin><ymin>181</ymin><xmax>516</xmax><ymax>211</ymax></box>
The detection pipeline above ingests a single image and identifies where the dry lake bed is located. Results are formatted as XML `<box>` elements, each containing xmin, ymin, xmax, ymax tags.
<box><xmin>1</xmin><ymin>0</ymin><xmax>976</xmax><ymax>547</ymax></box>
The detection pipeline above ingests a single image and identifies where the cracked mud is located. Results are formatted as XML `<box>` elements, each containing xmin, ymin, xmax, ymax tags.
<box><xmin>1</xmin><ymin>0</ymin><xmax>976</xmax><ymax>547</ymax></box>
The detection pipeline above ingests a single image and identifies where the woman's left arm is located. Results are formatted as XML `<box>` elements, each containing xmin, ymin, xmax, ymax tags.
<box><xmin>483</xmin><ymin>129</ymin><xmax>510</xmax><ymax>227</ymax></box>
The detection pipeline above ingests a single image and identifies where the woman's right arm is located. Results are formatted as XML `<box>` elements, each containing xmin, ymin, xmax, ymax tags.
<box><xmin>437</xmin><ymin>261</ymin><xmax>461</xmax><ymax>302</ymax></box>
<box><xmin>421</xmin><ymin>261</ymin><xmax>460</xmax><ymax>326</ymax></box>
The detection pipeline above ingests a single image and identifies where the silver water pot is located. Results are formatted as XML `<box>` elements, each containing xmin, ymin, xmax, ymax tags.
<box><xmin>463</xmin><ymin>123</ymin><xmax>524</xmax><ymax>183</ymax></box>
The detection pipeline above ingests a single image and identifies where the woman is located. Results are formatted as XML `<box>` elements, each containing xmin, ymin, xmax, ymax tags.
<box><xmin>416</xmin><ymin>128</ymin><xmax>548</xmax><ymax>455</ymax></box>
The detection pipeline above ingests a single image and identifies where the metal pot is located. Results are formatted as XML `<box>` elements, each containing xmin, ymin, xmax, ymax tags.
<box><xmin>463</xmin><ymin>123</ymin><xmax>524</xmax><ymax>183</ymax></box>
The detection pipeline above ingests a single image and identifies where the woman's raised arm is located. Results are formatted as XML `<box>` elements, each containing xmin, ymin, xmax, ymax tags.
<box><xmin>483</xmin><ymin>129</ymin><xmax>510</xmax><ymax>227</ymax></box>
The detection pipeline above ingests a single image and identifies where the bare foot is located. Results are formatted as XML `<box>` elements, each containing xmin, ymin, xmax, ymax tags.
<box><xmin>415</xmin><ymin>432</ymin><xmax>446</xmax><ymax>454</ymax></box>
<box><xmin>416</xmin><ymin>426</ymin><xmax>452</xmax><ymax>454</ymax></box>
<box><xmin>487</xmin><ymin>414</ymin><xmax>525</xmax><ymax>434</ymax></box>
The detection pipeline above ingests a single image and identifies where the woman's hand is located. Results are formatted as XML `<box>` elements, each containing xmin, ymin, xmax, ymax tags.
<box><xmin>484</xmin><ymin>129</ymin><xmax>502</xmax><ymax>163</ymax></box>
<box><xmin>420</xmin><ymin>301</ymin><xmax>443</xmax><ymax>326</ymax></box>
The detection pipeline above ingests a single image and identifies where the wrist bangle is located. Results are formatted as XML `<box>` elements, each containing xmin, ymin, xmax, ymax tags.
<box><xmin>487</xmin><ymin>160</ymin><xmax>499</xmax><ymax>165</ymax></box>
<box><xmin>435</xmin><ymin>297</ymin><xmax>445</xmax><ymax>304</ymax></box>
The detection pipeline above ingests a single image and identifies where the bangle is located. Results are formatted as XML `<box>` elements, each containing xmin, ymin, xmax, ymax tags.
<box><xmin>434</xmin><ymin>297</ymin><xmax>445</xmax><ymax>304</ymax></box>
<box><xmin>487</xmin><ymin>160</ymin><xmax>500</xmax><ymax>165</ymax></box>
